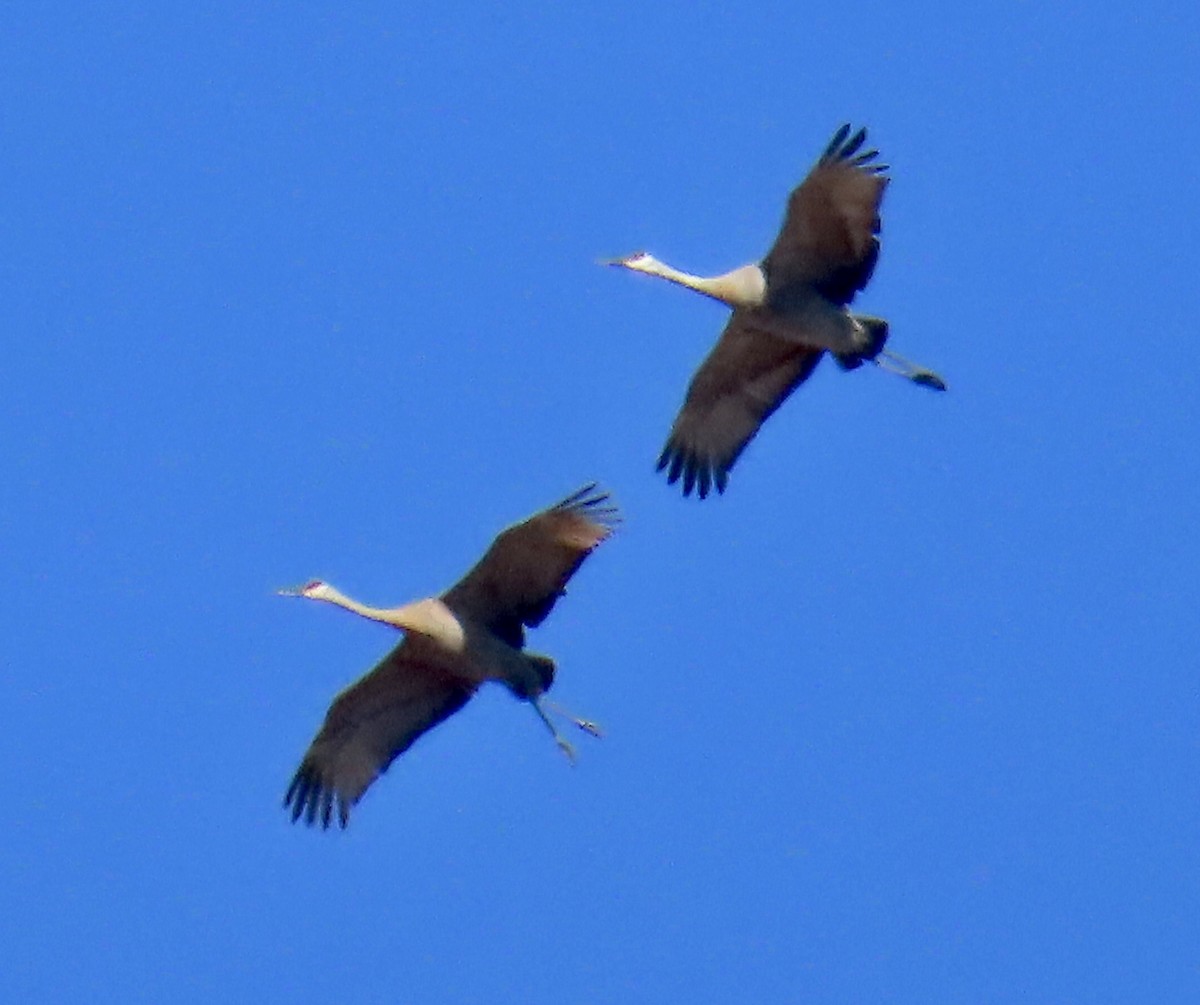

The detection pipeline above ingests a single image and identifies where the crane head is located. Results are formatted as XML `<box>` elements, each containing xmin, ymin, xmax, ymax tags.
<box><xmin>600</xmin><ymin>250</ymin><xmax>656</xmax><ymax>272</ymax></box>
<box><xmin>277</xmin><ymin>579</ymin><xmax>332</xmax><ymax>600</ymax></box>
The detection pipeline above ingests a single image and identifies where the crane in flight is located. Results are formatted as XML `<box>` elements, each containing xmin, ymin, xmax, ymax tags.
<box><xmin>278</xmin><ymin>484</ymin><xmax>618</xmax><ymax>829</ymax></box>
<box><xmin>607</xmin><ymin>124</ymin><xmax>945</xmax><ymax>499</ymax></box>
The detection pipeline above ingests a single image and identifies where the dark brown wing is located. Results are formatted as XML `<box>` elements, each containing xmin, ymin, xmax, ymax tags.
<box><xmin>441</xmin><ymin>485</ymin><xmax>619</xmax><ymax>647</ymax></box>
<box><xmin>762</xmin><ymin>124</ymin><xmax>888</xmax><ymax>305</ymax></box>
<box><xmin>657</xmin><ymin>314</ymin><xmax>823</xmax><ymax>498</ymax></box>
<box><xmin>284</xmin><ymin>641</ymin><xmax>476</xmax><ymax>829</ymax></box>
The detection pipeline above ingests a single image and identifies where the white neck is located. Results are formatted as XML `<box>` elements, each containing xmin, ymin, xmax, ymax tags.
<box><xmin>617</xmin><ymin>253</ymin><xmax>766</xmax><ymax>308</ymax></box>
<box><xmin>308</xmin><ymin>585</ymin><xmax>400</xmax><ymax>626</ymax></box>
<box><xmin>309</xmin><ymin>587</ymin><xmax>453</xmax><ymax>638</ymax></box>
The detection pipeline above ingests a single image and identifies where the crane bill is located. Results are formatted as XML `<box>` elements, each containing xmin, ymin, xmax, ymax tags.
<box><xmin>598</xmin><ymin>251</ymin><xmax>649</xmax><ymax>268</ymax></box>
<box><xmin>276</xmin><ymin>579</ymin><xmax>325</xmax><ymax>597</ymax></box>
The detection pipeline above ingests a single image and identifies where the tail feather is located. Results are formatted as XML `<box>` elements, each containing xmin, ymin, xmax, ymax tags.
<box><xmin>527</xmin><ymin>653</ymin><xmax>556</xmax><ymax>693</ymax></box>
<box><xmin>835</xmin><ymin>315</ymin><xmax>888</xmax><ymax>370</ymax></box>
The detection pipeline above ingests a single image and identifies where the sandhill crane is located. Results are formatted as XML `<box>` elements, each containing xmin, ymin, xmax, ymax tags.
<box><xmin>607</xmin><ymin>124</ymin><xmax>945</xmax><ymax>499</ymax></box>
<box><xmin>278</xmin><ymin>484</ymin><xmax>618</xmax><ymax>829</ymax></box>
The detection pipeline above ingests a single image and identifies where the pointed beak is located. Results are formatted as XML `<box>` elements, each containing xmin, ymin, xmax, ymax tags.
<box><xmin>276</xmin><ymin>585</ymin><xmax>305</xmax><ymax>597</ymax></box>
<box><xmin>597</xmin><ymin>251</ymin><xmax>646</xmax><ymax>268</ymax></box>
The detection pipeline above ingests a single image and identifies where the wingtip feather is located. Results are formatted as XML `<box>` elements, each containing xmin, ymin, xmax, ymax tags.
<box><xmin>553</xmin><ymin>482</ymin><xmax>621</xmax><ymax>532</ymax></box>
<box><xmin>657</xmin><ymin>442</ymin><xmax>728</xmax><ymax>501</ymax></box>
<box><xmin>284</xmin><ymin>762</ymin><xmax>349</xmax><ymax>831</ymax></box>
<box><xmin>841</xmin><ymin>126</ymin><xmax>867</xmax><ymax>159</ymax></box>
<box><xmin>820</xmin><ymin>124</ymin><xmax>887</xmax><ymax>176</ymax></box>
<box><xmin>822</xmin><ymin>123</ymin><xmax>851</xmax><ymax>160</ymax></box>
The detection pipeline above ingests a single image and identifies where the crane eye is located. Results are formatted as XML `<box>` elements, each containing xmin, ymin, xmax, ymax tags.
<box><xmin>302</xmin><ymin>579</ymin><xmax>325</xmax><ymax>593</ymax></box>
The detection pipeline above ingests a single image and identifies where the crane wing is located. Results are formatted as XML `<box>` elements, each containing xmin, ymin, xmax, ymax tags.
<box><xmin>284</xmin><ymin>641</ymin><xmax>476</xmax><ymax>829</ymax></box>
<box><xmin>442</xmin><ymin>485</ymin><xmax>619</xmax><ymax>647</ymax></box>
<box><xmin>656</xmin><ymin>314</ymin><xmax>823</xmax><ymax>498</ymax></box>
<box><xmin>762</xmin><ymin>124</ymin><xmax>888</xmax><ymax>306</ymax></box>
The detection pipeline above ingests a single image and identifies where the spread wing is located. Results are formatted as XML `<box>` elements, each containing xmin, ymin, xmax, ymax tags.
<box><xmin>762</xmin><ymin>124</ymin><xmax>888</xmax><ymax>306</ymax></box>
<box><xmin>656</xmin><ymin>314</ymin><xmax>823</xmax><ymax>498</ymax></box>
<box><xmin>284</xmin><ymin>641</ymin><xmax>476</xmax><ymax>829</ymax></box>
<box><xmin>442</xmin><ymin>485</ymin><xmax>619</xmax><ymax>647</ymax></box>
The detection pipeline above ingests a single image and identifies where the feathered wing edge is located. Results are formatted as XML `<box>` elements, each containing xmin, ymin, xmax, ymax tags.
<box><xmin>764</xmin><ymin>123</ymin><xmax>889</xmax><ymax>305</ymax></box>
<box><xmin>522</xmin><ymin>483</ymin><xmax>620</xmax><ymax>627</ymax></box>
<box><xmin>819</xmin><ymin>122</ymin><xmax>888</xmax><ymax>175</ymax></box>
<box><xmin>656</xmin><ymin>320</ymin><xmax>825</xmax><ymax>499</ymax></box>
<box><xmin>441</xmin><ymin>484</ymin><xmax>620</xmax><ymax>644</ymax></box>
<box><xmin>548</xmin><ymin>482</ymin><xmax>621</xmax><ymax>532</ymax></box>
<box><xmin>283</xmin><ymin>651</ymin><xmax>476</xmax><ymax>830</ymax></box>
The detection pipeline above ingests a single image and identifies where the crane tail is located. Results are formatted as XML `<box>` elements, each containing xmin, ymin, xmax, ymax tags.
<box><xmin>526</xmin><ymin>653</ymin><xmax>556</xmax><ymax>692</ymax></box>
<box><xmin>833</xmin><ymin>316</ymin><xmax>889</xmax><ymax>371</ymax></box>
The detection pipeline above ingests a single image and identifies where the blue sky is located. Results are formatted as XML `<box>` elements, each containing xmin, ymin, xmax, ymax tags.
<box><xmin>2</xmin><ymin>3</ymin><xmax>1198</xmax><ymax>1002</ymax></box>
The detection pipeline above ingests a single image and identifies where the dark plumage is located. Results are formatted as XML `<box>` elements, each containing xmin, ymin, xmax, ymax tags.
<box><xmin>609</xmin><ymin>124</ymin><xmax>945</xmax><ymax>499</ymax></box>
<box><xmin>279</xmin><ymin>485</ymin><xmax>618</xmax><ymax>829</ymax></box>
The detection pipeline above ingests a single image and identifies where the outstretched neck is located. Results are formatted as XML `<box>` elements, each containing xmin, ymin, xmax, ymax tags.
<box><xmin>622</xmin><ymin>254</ymin><xmax>766</xmax><ymax>308</ymax></box>
<box><xmin>316</xmin><ymin>586</ymin><xmax>409</xmax><ymax>628</ymax></box>
<box><xmin>313</xmin><ymin>587</ymin><xmax>464</xmax><ymax>646</ymax></box>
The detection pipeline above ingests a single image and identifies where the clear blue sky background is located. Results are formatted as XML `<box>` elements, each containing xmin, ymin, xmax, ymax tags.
<box><xmin>2</xmin><ymin>3</ymin><xmax>1198</xmax><ymax>1002</ymax></box>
